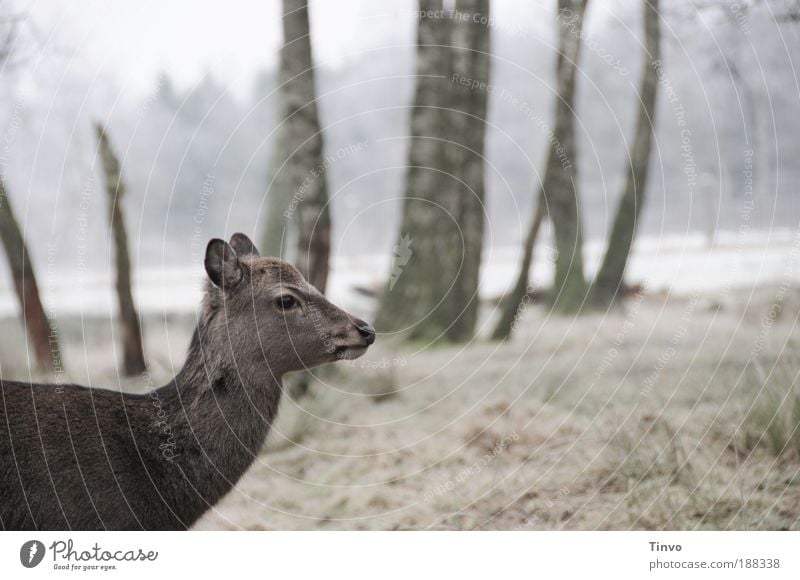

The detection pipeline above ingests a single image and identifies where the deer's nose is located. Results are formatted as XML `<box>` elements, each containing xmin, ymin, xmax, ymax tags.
<box><xmin>355</xmin><ymin>322</ymin><xmax>376</xmax><ymax>345</ymax></box>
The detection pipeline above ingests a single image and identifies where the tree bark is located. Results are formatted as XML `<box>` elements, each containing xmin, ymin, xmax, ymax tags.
<box><xmin>261</xmin><ymin>127</ymin><xmax>294</xmax><ymax>260</ymax></box>
<box><xmin>96</xmin><ymin>123</ymin><xmax>147</xmax><ymax>376</ymax></box>
<box><xmin>275</xmin><ymin>0</ymin><xmax>330</xmax><ymax>293</ymax></box>
<box><xmin>376</xmin><ymin>0</ymin><xmax>452</xmax><ymax>341</ymax></box>
<box><xmin>446</xmin><ymin>0</ymin><xmax>491</xmax><ymax>342</ymax></box>
<box><xmin>591</xmin><ymin>0</ymin><xmax>660</xmax><ymax>307</ymax></box>
<box><xmin>0</xmin><ymin>178</ymin><xmax>61</xmax><ymax>374</ymax></box>
<box><xmin>545</xmin><ymin>0</ymin><xmax>589</xmax><ymax>314</ymax></box>
<box><xmin>377</xmin><ymin>0</ymin><xmax>491</xmax><ymax>343</ymax></box>
<box><xmin>492</xmin><ymin>189</ymin><xmax>546</xmax><ymax>340</ymax></box>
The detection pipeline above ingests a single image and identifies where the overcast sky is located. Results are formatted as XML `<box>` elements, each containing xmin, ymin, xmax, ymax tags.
<box><xmin>16</xmin><ymin>0</ymin><xmax>567</xmax><ymax>98</ymax></box>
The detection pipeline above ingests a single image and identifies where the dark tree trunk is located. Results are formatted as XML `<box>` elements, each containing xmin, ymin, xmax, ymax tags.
<box><xmin>545</xmin><ymin>0</ymin><xmax>589</xmax><ymax>314</ymax></box>
<box><xmin>446</xmin><ymin>0</ymin><xmax>491</xmax><ymax>342</ymax></box>
<box><xmin>261</xmin><ymin>127</ymin><xmax>294</xmax><ymax>260</ymax></box>
<box><xmin>376</xmin><ymin>0</ymin><xmax>452</xmax><ymax>341</ymax></box>
<box><xmin>276</xmin><ymin>0</ymin><xmax>330</xmax><ymax>293</ymax></box>
<box><xmin>591</xmin><ymin>0</ymin><xmax>660</xmax><ymax>307</ymax></box>
<box><xmin>96</xmin><ymin>123</ymin><xmax>147</xmax><ymax>376</ymax></box>
<box><xmin>491</xmin><ymin>189</ymin><xmax>546</xmax><ymax>340</ymax></box>
<box><xmin>377</xmin><ymin>0</ymin><xmax>491</xmax><ymax>343</ymax></box>
<box><xmin>0</xmin><ymin>179</ymin><xmax>61</xmax><ymax>374</ymax></box>
<box><xmin>272</xmin><ymin>0</ymin><xmax>331</xmax><ymax>399</ymax></box>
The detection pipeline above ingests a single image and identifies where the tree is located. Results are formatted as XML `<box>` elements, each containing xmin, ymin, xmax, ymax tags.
<box><xmin>96</xmin><ymin>123</ymin><xmax>147</xmax><ymax>376</ymax></box>
<box><xmin>376</xmin><ymin>0</ymin><xmax>491</xmax><ymax>343</ymax></box>
<box><xmin>494</xmin><ymin>0</ymin><xmax>589</xmax><ymax>331</ymax></box>
<box><xmin>264</xmin><ymin>1</ymin><xmax>332</xmax><ymax>400</ymax></box>
<box><xmin>261</xmin><ymin>127</ymin><xmax>294</xmax><ymax>260</ymax></box>
<box><xmin>447</xmin><ymin>0</ymin><xmax>492</xmax><ymax>341</ymax></box>
<box><xmin>591</xmin><ymin>0</ymin><xmax>661</xmax><ymax>307</ymax></box>
<box><xmin>491</xmin><ymin>190</ymin><xmax>546</xmax><ymax>340</ymax></box>
<box><xmin>375</xmin><ymin>0</ymin><xmax>453</xmax><ymax>341</ymax></box>
<box><xmin>0</xmin><ymin>12</ymin><xmax>62</xmax><ymax>374</ymax></box>
<box><xmin>0</xmin><ymin>181</ymin><xmax>61</xmax><ymax>373</ymax></box>
<box><xmin>267</xmin><ymin>0</ymin><xmax>330</xmax><ymax>292</ymax></box>
<box><xmin>544</xmin><ymin>0</ymin><xmax>590</xmax><ymax>314</ymax></box>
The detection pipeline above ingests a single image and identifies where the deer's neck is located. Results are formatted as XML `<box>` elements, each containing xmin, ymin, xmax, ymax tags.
<box><xmin>151</xmin><ymin>323</ymin><xmax>284</xmax><ymax>525</ymax></box>
<box><xmin>171</xmin><ymin>323</ymin><xmax>284</xmax><ymax>449</ymax></box>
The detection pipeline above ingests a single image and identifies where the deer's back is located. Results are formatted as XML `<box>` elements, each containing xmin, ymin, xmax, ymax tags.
<box><xmin>0</xmin><ymin>379</ymin><xmax>185</xmax><ymax>530</ymax></box>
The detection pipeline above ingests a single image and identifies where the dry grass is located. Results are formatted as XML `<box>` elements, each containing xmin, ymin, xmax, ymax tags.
<box><xmin>195</xmin><ymin>289</ymin><xmax>800</xmax><ymax>530</ymax></box>
<box><xmin>736</xmin><ymin>361</ymin><xmax>800</xmax><ymax>460</ymax></box>
<box><xmin>2</xmin><ymin>289</ymin><xmax>799</xmax><ymax>530</ymax></box>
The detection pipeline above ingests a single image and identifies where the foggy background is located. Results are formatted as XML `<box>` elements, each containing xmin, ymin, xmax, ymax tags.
<box><xmin>3</xmin><ymin>0</ymin><xmax>800</xmax><ymax>316</ymax></box>
<box><xmin>3</xmin><ymin>0</ymin><xmax>800</xmax><ymax>531</ymax></box>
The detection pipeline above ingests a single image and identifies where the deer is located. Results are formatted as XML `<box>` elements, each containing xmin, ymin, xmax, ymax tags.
<box><xmin>0</xmin><ymin>233</ymin><xmax>375</xmax><ymax>530</ymax></box>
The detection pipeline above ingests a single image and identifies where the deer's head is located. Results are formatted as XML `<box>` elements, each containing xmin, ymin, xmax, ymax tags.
<box><xmin>202</xmin><ymin>233</ymin><xmax>375</xmax><ymax>376</ymax></box>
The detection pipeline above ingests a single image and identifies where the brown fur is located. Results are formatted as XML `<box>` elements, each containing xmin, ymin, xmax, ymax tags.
<box><xmin>0</xmin><ymin>234</ymin><xmax>374</xmax><ymax>530</ymax></box>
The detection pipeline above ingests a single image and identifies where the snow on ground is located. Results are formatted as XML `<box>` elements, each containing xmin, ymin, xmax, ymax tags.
<box><xmin>1</xmin><ymin>229</ymin><xmax>799</xmax><ymax>318</ymax></box>
<box><xmin>190</xmin><ymin>289</ymin><xmax>800</xmax><ymax>530</ymax></box>
<box><xmin>1</xmin><ymin>232</ymin><xmax>799</xmax><ymax>529</ymax></box>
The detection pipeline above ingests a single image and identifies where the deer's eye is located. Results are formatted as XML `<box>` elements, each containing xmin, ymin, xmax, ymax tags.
<box><xmin>275</xmin><ymin>295</ymin><xmax>297</xmax><ymax>310</ymax></box>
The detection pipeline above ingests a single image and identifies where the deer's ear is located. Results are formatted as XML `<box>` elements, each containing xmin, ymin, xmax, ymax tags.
<box><xmin>229</xmin><ymin>232</ymin><xmax>260</xmax><ymax>257</ymax></box>
<box><xmin>205</xmin><ymin>239</ymin><xmax>243</xmax><ymax>290</ymax></box>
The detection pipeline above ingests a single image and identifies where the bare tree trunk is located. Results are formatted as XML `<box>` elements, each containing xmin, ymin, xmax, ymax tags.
<box><xmin>276</xmin><ymin>0</ymin><xmax>330</xmax><ymax>293</ymax></box>
<box><xmin>591</xmin><ymin>0</ymin><xmax>660</xmax><ymax>307</ymax></box>
<box><xmin>96</xmin><ymin>123</ymin><xmax>146</xmax><ymax>376</ymax></box>
<box><xmin>492</xmin><ymin>189</ymin><xmax>546</xmax><ymax>340</ymax></box>
<box><xmin>376</xmin><ymin>0</ymin><xmax>452</xmax><ymax>341</ymax></box>
<box><xmin>0</xmin><ymin>14</ymin><xmax>61</xmax><ymax>375</ymax></box>
<box><xmin>0</xmin><ymin>179</ymin><xmax>60</xmax><ymax>373</ymax></box>
<box><xmin>446</xmin><ymin>0</ymin><xmax>491</xmax><ymax>342</ymax></box>
<box><xmin>273</xmin><ymin>1</ymin><xmax>331</xmax><ymax>399</ymax></box>
<box><xmin>261</xmin><ymin>127</ymin><xmax>294</xmax><ymax>260</ymax></box>
<box><xmin>377</xmin><ymin>0</ymin><xmax>490</xmax><ymax>343</ymax></box>
<box><xmin>545</xmin><ymin>0</ymin><xmax>589</xmax><ymax>314</ymax></box>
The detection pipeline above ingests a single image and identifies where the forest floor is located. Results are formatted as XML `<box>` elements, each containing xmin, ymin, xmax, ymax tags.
<box><xmin>2</xmin><ymin>287</ymin><xmax>800</xmax><ymax>530</ymax></box>
<box><xmin>196</xmin><ymin>287</ymin><xmax>800</xmax><ymax>530</ymax></box>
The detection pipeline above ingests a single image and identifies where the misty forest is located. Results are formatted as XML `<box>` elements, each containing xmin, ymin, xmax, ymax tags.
<box><xmin>2</xmin><ymin>0</ymin><xmax>800</xmax><ymax>530</ymax></box>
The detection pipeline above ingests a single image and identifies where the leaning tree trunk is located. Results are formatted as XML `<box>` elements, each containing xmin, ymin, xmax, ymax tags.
<box><xmin>0</xmin><ymin>179</ymin><xmax>61</xmax><ymax>374</ymax></box>
<box><xmin>591</xmin><ymin>0</ymin><xmax>660</xmax><ymax>307</ymax></box>
<box><xmin>276</xmin><ymin>0</ymin><xmax>330</xmax><ymax>293</ymax></box>
<box><xmin>492</xmin><ymin>189</ymin><xmax>546</xmax><ymax>340</ymax></box>
<box><xmin>545</xmin><ymin>0</ymin><xmax>589</xmax><ymax>314</ymax></box>
<box><xmin>446</xmin><ymin>0</ymin><xmax>491</xmax><ymax>342</ymax></box>
<box><xmin>96</xmin><ymin>123</ymin><xmax>147</xmax><ymax>376</ymax></box>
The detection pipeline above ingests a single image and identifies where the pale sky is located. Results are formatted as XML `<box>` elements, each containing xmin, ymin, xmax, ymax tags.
<box><xmin>18</xmin><ymin>0</ymin><xmax>555</xmax><ymax>98</ymax></box>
